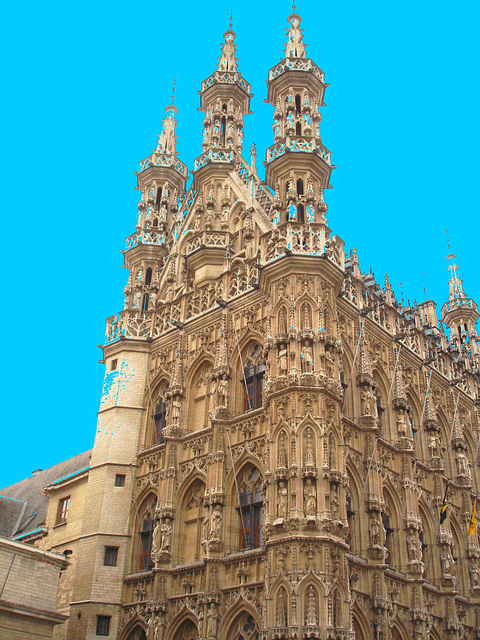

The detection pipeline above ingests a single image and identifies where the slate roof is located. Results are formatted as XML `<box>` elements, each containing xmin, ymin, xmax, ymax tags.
<box><xmin>0</xmin><ymin>450</ymin><xmax>92</xmax><ymax>539</ymax></box>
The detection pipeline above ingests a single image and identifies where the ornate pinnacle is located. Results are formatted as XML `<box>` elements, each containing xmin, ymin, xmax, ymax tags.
<box><xmin>284</xmin><ymin>12</ymin><xmax>307</xmax><ymax>59</ymax></box>
<box><xmin>218</xmin><ymin>25</ymin><xmax>238</xmax><ymax>71</ymax></box>
<box><xmin>155</xmin><ymin>103</ymin><xmax>178</xmax><ymax>156</ymax></box>
<box><xmin>392</xmin><ymin>364</ymin><xmax>407</xmax><ymax>408</ymax></box>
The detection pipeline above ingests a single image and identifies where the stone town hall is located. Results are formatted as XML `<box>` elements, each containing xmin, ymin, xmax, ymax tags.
<box><xmin>2</xmin><ymin>9</ymin><xmax>480</xmax><ymax>640</ymax></box>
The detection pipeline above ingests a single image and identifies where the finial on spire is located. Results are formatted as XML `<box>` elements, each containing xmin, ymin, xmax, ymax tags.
<box><xmin>171</xmin><ymin>77</ymin><xmax>177</xmax><ymax>104</ymax></box>
<box><xmin>285</xmin><ymin>9</ymin><xmax>307</xmax><ymax>59</ymax></box>
<box><xmin>229</xmin><ymin>11</ymin><xmax>233</xmax><ymax>30</ymax></box>
<box><xmin>445</xmin><ymin>231</ymin><xmax>467</xmax><ymax>301</ymax></box>
<box><xmin>155</xmin><ymin>98</ymin><xmax>178</xmax><ymax>156</ymax></box>
<box><xmin>218</xmin><ymin>21</ymin><xmax>238</xmax><ymax>72</ymax></box>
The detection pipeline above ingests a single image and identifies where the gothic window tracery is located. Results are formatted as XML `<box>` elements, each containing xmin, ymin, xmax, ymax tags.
<box><xmin>190</xmin><ymin>363</ymin><xmax>213</xmax><ymax>431</ymax></box>
<box><xmin>237</xmin><ymin>465</ymin><xmax>263</xmax><ymax>550</ymax></box>
<box><xmin>227</xmin><ymin>612</ymin><xmax>259</xmax><ymax>640</ymax></box>
<box><xmin>242</xmin><ymin>344</ymin><xmax>265</xmax><ymax>411</ymax></box>
<box><xmin>173</xmin><ymin>619</ymin><xmax>197</xmax><ymax>640</ymax></box>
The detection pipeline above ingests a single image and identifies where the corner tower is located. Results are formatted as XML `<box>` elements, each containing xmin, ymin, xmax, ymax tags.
<box><xmin>265</xmin><ymin>10</ymin><xmax>334</xmax><ymax>226</ymax></box>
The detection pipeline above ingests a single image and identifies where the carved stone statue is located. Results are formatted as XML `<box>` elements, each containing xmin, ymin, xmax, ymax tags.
<box><xmin>202</xmin><ymin>509</ymin><xmax>210</xmax><ymax>541</ymax></box>
<box><xmin>210</xmin><ymin>505</ymin><xmax>223</xmax><ymax>540</ymax></box>
<box><xmin>155</xmin><ymin>613</ymin><xmax>166</xmax><ymax>640</ymax></box>
<box><xmin>330</xmin><ymin>483</ymin><xmax>340</xmax><ymax>519</ymax></box>
<box><xmin>441</xmin><ymin>546</ymin><xmax>455</xmax><ymax>580</ymax></box>
<box><xmin>455</xmin><ymin>450</ymin><xmax>469</xmax><ymax>476</ymax></box>
<box><xmin>301</xmin><ymin>341</ymin><xmax>314</xmax><ymax>373</ymax></box>
<box><xmin>407</xmin><ymin>530</ymin><xmax>422</xmax><ymax>562</ymax></box>
<box><xmin>304</xmin><ymin>478</ymin><xmax>317</xmax><ymax>517</ymax></box>
<box><xmin>217</xmin><ymin>375</ymin><xmax>229</xmax><ymax>407</ymax></box>
<box><xmin>469</xmin><ymin>556</ymin><xmax>480</xmax><ymax>588</ymax></box>
<box><xmin>160</xmin><ymin>519</ymin><xmax>172</xmax><ymax>551</ymax></box>
<box><xmin>361</xmin><ymin>386</ymin><xmax>377</xmax><ymax>418</ymax></box>
<box><xmin>396</xmin><ymin>409</ymin><xmax>408</xmax><ymax>437</ymax></box>
<box><xmin>369</xmin><ymin>514</ymin><xmax>382</xmax><ymax>546</ymax></box>
<box><xmin>277</xmin><ymin>481</ymin><xmax>288</xmax><ymax>519</ymax></box>
<box><xmin>427</xmin><ymin>433</ymin><xmax>440</xmax><ymax>458</ymax></box>
<box><xmin>277</xmin><ymin>344</ymin><xmax>288</xmax><ymax>375</ymax></box>
<box><xmin>206</xmin><ymin>603</ymin><xmax>218</xmax><ymax>638</ymax></box>
<box><xmin>170</xmin><ymin>397</ymin><xmax>181</xmax><ymax>422</ymax></box>
<box><xmin>152</xmin><ymin>521</ymin><xmax>161</xmax><ymax>555</ymax></box>
<box><xmin>325</xmin><ymin>349</ymin><xmax>334</xmax><ymax>378</ymax></box>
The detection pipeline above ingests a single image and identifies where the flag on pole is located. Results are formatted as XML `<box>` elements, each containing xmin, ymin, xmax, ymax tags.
<box><xmin>469</xmin><ymin>501</ymin><xmax>477</xmax><ymax>537</ymax></box>
<box><xmin>439</xmin><ymin>482</ymin><xmax>449</xmax><ymax>525</ymax></box>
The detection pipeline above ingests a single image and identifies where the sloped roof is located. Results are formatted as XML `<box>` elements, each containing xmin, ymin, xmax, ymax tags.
<box><xmin>0</xmin><ymin>450</ymin><xmax>92</xmax><ymax>539</ymax></box>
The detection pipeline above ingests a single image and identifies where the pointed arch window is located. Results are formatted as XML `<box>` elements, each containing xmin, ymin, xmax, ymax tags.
<box><xmin>155</xmin><ymin>186</ymin><xmax>162</xmax><ymax>209</ymax></box>
<box><xmin>154</xmin><ymin>397</ymin><xmax>167</xmax><ymax>444</ymax></box>
<box><xmin>145</xmin><ymin>267</ymin><xmax>152</xmax><ymax>286</ymax></box>
<box><xmin>141</xmin><ymin>293</ymin><xmax>149</xmax><ymax>314</ymax></box>
<box><xmin>237</xmin><ymin>465</ymin><xmax>263</xmax><ymax>550</ymax></box>
<box><xmin>295</xmin><ymin>122</ymin><xmax>302</xmax><ymax>136</ymax></box>
<box><xmin>295</xmin><ymin>93</ymin><xmax>301</xmax><ymax>115</ymax></box>
<box><xmin>297</xmin><ymin>203</ymin><xmax>305</xmax><ymax>223</ymax></box>
<box><xmin>296</xmin><ymin>179</ymin><xmax>304</xmax><ymax>195</ymax></box>
<box><xmin>382</xmin><ymin>511</ymin><xmax>394</xmax><ymax>565</ymax></box>
<box><xmin>242</xmin><ymin>345</ymin><xmax>265</xmax><ymax>411</ymax></box>
<box><xmin>182</xmin><ymin>481</ymin><xmax>205</xmax><ymax>563</ymax></box>
<box><xmin>221</xmin><ymin>116</ymin><xmax>226</xmax><ymax>146</ymax></box>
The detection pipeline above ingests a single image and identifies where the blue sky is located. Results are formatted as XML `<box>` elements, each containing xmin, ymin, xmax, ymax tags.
<box><xmin>1</xmin><ymin>0</ymin><xmax>478</xmax><ymax>489</ymax></box>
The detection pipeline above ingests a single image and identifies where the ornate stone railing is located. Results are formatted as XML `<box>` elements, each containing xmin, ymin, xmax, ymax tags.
<box><xmin>268</xmin><ymin>58</ymin><xmax>325</xmax><ymax>82</ymax></box>
<box><xmin>442</xmin><ymin>297</ymin><xmax>478</xmax><ymax>315</ymax></box>
<box><xmin>194</xmin><ymin>149</ymin><xmax>234</xmax><ymax>172</ymax></box>
<box><xmin>105</xmin><ymin>315</ymin><xmax>125</xmax><ymax>343</ymax></box>
<box><xmin>266</xmin><ymin>137</ymin><xmax>331</xmax><ymax>164</ymax></box>
<box><xmin>187</xmin><ymin>230</ymin><xmax>231</xmax><ymax>254</ymax></box>
<box><xmin>125</xmin><ymin>230</ymin><xmax>166</xmax><ymax>249</ymax></box>
<box><xmin>201</xmin><ymin>71</ymin><xmax>251</xmax><ymax>94</ymax></box>
<box><xmin>138</xmin><ymin>152</ymin><xmax>188</xmax><ymax>177</ymax></box>
<box><xmin>262</xmin><ymin>225</ymin><xmax>327</xmax><ymax>262</ymax></box>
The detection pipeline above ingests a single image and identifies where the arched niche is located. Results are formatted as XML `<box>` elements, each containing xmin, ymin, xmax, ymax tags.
<box><xmin>176</xmin><ymin>478</ymin><xmax>205</xmax><ymax>564</ymax></box>
<box><xmin>133</xmin><ymin>493</ymin><xmax>157</xmax><ymax>572</ymax></box>
<box><xmin>236</xmin><ymin>342</ymin><xmax>265</xmax><ymax>414</ymax></box>
<box><xmin>126</xmin><ymin>626</ymin><xmax>147</xmax><ymax>640</ymax></box>
<box><xmin>382</xmin><ymin>484</ymin><xmax>401</xmax><ymax>569</ymax></box>
<box><xmin>418</xmin><ymin>500</ymin><xmax>437</xmax><ymax>584</ymax></box>
<box><xmin>223</xmin><ymin>610</ymin><xmax>259</xmax><ymax>640</ymax></box>
<box><xmin>346</xmin><ymin>459</ymin><xmax>364</xmax><ymax>557</ymax></box>
<box><xmin>169</xmin><ymin>618</ymin><xmax>198</xmax><ymax>640</ymax></box>
<box><xmin>188</xmin><ymin>361</ymin><xmax>213</xmax><ymax>432</ymax></box>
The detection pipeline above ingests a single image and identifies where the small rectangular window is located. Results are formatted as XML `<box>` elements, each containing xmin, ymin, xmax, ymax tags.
<box><xmin>104</xmin><ymin>546</ymin><xmax>119</xmax><ymax>566</ymax></box>
<box><xmin>115</xmin><ymin>474</ymin><xmax>126</xmax><ymax>487</ymax></box>
<box><xmin>56</xmin><ymin>497</ymin><xmax>70</xmax><ymax>524</ymax></box>
<box><xmin>110</xmin><ymin>359</ymin><xmax>118</xmax><ymax>371</ymax></box>
<box><xmin>96</xmin><ymin>615</ymin><xmax>111</xmax><ymax>636</ymax></box>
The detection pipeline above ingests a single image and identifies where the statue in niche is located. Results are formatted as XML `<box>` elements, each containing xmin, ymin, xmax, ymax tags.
<box><xmin>276</xmin><ymin>589</ymin><xmax>287</xmax><ymax>627</ymax></box>
<box><xmin>210</xmin><ymin>505</ymin><xmax>223</xmax><ymax>540</ymax></box>
<box><xmin>427</xmin><ymin>433</ymin><xmax>441</xmax><ymax>458</ymax></box>
<box><xmin>170</xmin><ymin>396</ymin><xmax>181</xmax><ymax>422</ymax></box>
<box><xmin>441</xmin><ymin>546</ymin><xmax>455</xmax><ymax>580</ymax></box>
<box><xmin>361</xmin><ymin>386</ymin><xmax>377</xmax><ymax>418</ymax></box>
<box><xmin>152</xmin><ymin>520</ymin><xmax>161</xmax><ymax>555</ymax></box>
<box><xmin>202</xmin><ymin>508</ymin><xmax>210</xmax><ymax>540</ymax></box>
<box><xmin>302</xmin><ymin>303</ymin><xmax>312</xmax><ymax>331</ymax></box>
<box><xmin>277</xmin><ymin>343</ymin><xmax>288</xmax><ymax>376</ymax></box>
<box><xmin>216</xmin><ymin>374</ymin><xmax>229</xmax><ymax>408</ymax></box>
<box><xmin>325</xmin><ymin>348</ymin><xmax>334</xmax><ymax>377</ymax></box>
<box><xmin>278</xmin><ymin>307</ymin><xmax>287</xmax><ymax>334</ymax></box>
<box><xmin>277</xmin><ymin>481</ymin><xmax>288</xmax><ymax>520</ymax></box>
<box><xmin>330</xmin><ymin>484</ymin><xmax>340</xmax><ymax>519</ymax></box>
<box><xmin>206</xmin><ymin>603</ymin><xmax>218</xmax><ymax>638</ymax></box>
<box><xmin>469</xmin><ymin>556</ymin><xmax>480</xmax><ymax>588</ymax></box>
<box><xmin>455</xmin><ymin>450</ymin><xmax>470</xmax><ymax>476</ymax></box>
<box><xmin>396</xmin><ymin>408</ymin><xmax>408</xmax><ymax>437</ymax></box>
<box><xmin>304</xmin><ymin>478</ymin><xmax>317</xmax><ymax>517</ymax></box>
<box><xmin>147</xmin><ymin>613</ymin><xmax>156</xmax><ymax>640</ymax></box>
<box><xmin>369</xmin><ymin>513</ymin><xmax>382</xmax><ymax>546</ymax></box>
<box><xmin>160</xmin><ymin>518</ymin><xmax>172</xmax><ymax>551</ymax></box>
<box><xmin>301</xmin><ymin>340</ymin><xmax>314</xmax><ymax>373</ymax></box>
<box><xmin>304</xmin><ymin>429</ymin><xmax>315</xmax><ymax>467</ymax></box>
<box><xmin>406</xmin><ymin>530</ymin><xmax>422</xmax><ymax>562</ymax></box>
<box><xmin>277</xmin><ymin>432</ymin><xmax>287</xmax><ymax>468</ymax></box>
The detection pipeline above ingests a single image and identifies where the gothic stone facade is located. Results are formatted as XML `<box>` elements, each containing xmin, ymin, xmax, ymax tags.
<box><xmin>57</xmin><ymin>11</ymin><xmax>480</xmax><ymax>640</ymax></box>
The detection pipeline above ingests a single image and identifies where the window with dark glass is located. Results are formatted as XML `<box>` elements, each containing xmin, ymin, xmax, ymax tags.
<box><xmin>243</xmin><ymin>361</ymin><xmax>265</xmax><ymax>411</ymax></box>
<box><xmin>155</xmin><ymin>187</ymin><xmax>162</xmax><ymax>209</ymax></box>
<box><xmin>296</xmin><ymin>178</ymin><xmax>304</xmax><ymax>195</ymax></box>
<box><xmin>295</xmin><ymin>93</ymin><xmax>301</xmax><ymax>114</ymax></box>
<box><xmin>110</xmin><ymin>359</ymin><xmax>117</xmax><ymax>371</ymax></box>
<box><xmin>237</xmin><ymin>466</ymin><xmax>263</xmax><ymax>550</ymax></box>
<box><xmin>154</xmin><ymin>398</ymin><xmax>167</xmax><ymax>444</ymax></box>
<box><xmin>297</xmin><ymin>203</ymin><xmax>305</xmax><ymax>223</ymax></box>
<box><xmin>141</xmin><ymin>293</ymin><xmax>149</xmax><ymax>314</ymax></box>
<box><xmin>96</xmin><ymin>615</ymin><xmax>111</xmax><ymax>636</ymax></box>
<box><xmin>382</xmin><ymin>512</ymin><xmax>394</xmax><ymax>564</ymax></box>
<box><xmin>103</xmin><ymin>546</ymin><xmax>119</xmax><ymax>566</ymax></box>
<box><xmin>115</xmin><ymin>474</ymin><xmax>126</xmax><ymax>487</ymax></box>
<box><xmin>145</xmin><ymin>267</ymin><xmax>152</xmax><ymax>286</ymax></box>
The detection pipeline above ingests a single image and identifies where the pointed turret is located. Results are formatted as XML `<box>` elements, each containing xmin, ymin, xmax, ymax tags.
<box><xmin>265</xmin><ymin>10</ymin><xmax>333</xmax><ymax>209</ymax></box>
<box><xmin>195</xmin><ymin>21</ymin><xmax>253</xmax><ymax>174</ymax></box>
<box><xmin>441</xmin><ymin>241</ymin><xmax>480</xmax><ymax>370</ymax></box>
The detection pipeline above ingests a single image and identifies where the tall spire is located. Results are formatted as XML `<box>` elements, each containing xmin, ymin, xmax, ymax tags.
<box><xmin>155</xmin><ymin>103</ymin><xmax>178</xmax><ymax>156</ymax></box>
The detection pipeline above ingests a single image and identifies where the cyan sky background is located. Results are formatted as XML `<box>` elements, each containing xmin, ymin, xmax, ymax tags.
<box><xmin>1</xmin><ymin>0</ymin><xmax>478</xmax><ymax>489</ymax></box>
